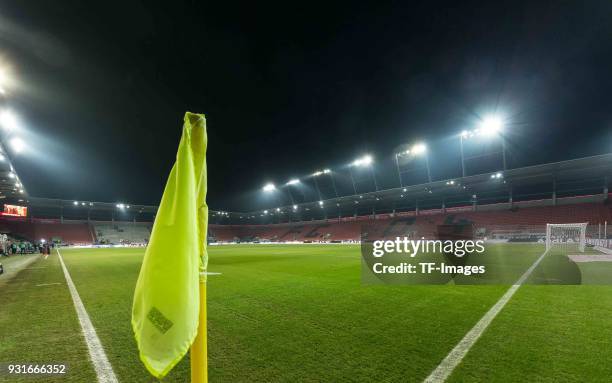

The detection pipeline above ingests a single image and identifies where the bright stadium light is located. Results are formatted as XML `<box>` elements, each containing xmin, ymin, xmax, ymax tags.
<box><xmin>411</xmin><ymin>143</ymin><xmax>427</xmax><ymax>155</ymax></box>
<box><xmin>318</xmin><ymin>200</ymin><xmax>324</xmax><ymax>206</ymax></box>
<box><xmin>10</xmin><ymin>137</ymin><xmax>24</xmax><ymax>153</ymax></box>
<box><xmin>312</xmin><ymin>170</ymin><xmax>323</xmax><ymax>176</ymax></box>
<box><xmin>275</xmin><ymin>207</ymin><xmax>280</xmax><ymax>212</ymax></box>
<box><xmin>293</xmin><ymin>204</ymin><xmax>298</xmax><ymax>210</ymax></box>
<box><xmin>73</xmin><ymin>201</ymin><xmax>78</xmax><ymax>205</ymax></box>
<box><xmin>479</xmin><ymin>115</ymin><xmax>503</xmax><ymax>136</ymax></box>
<box><xmin>262</xmin><ymin>183</ymin><xmax>276</xmax><ymax>192</ymax></box>
<box><xmin>286</xmin><ymin>178</ymin><xmax>300</xmax><ymax>185</ymax></box>
<box><xmin>352</xmin><ymin>154</ymin><xmax>373</xmax><ymax>166</ymax></box>
<box><xmin>0</xmin><ymin>110</ymin><xmax>18</xmax><ymax>131</ymax></box>
<box><xmin>323</xmin><ymin>169</ymin><xmax>331</xmax><ymax>174</ymax></box>
<box><xmin>263</xmin><ymin>209</ymin><xmax>268</xmax><ymax>214</ymax></box>
<box><xmin>116</xmin><ymin>203</ymin><xmax>125</xmax><ymax>209</ymax></box>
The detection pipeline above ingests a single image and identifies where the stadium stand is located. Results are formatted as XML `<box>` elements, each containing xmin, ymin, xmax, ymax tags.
<box><xmin>94</xmin><ymin>223</ymin><xmax>151</xmax><ymax>244</ymax></box>
<box><xmin>0</xmin><ymin>218</ymin><xmax>94</xmax><ymax>245</ymax></box>
<box><xmin>2</xmin><ymin>192</ymin><xmax>610</xmax><ymax>246</ymax></box>
<box><xmin>209</xmin><ymin>198</ymin><xmax>612</xmax><ymax>243</ymax></box>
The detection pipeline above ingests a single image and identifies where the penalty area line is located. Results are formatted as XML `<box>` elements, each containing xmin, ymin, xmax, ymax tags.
<box><xmin>423</xmin><ymin>249</ymin><xmax>549</xmax><ymax>383</ymax></box>
<box><xmin>57</xmin><ymin>248</ymin><xmax>118</xmax><ymax>383</ymax></box>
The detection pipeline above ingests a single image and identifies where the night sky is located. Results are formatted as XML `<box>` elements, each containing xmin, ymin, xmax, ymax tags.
<box><xmin>0</xmin><ymin>1</ymin><xmax>611</xmax><ymax>211</ymax></box>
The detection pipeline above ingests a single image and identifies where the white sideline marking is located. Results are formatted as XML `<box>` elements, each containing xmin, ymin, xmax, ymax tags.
<box><xmin>36</xmin><ymin>282</ymin><xmax>61</xmax><ymax>287</ymax></box>
<box><xmin>204</xmin><ymin>271</ymin><xmax>222</xmax><ymax>275</ymax></box>
<box><xmin>423</xmin><ymin>249</ymin><xmax>549</xmax><ymax>383</ymax></box>
<box><xmin>57</xmin><ymin>249</ymin><xmax>118</xmax><ymax>383</ymax></box>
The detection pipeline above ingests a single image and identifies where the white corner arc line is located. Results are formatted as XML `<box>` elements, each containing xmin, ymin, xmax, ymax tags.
<box><xmin>423</xmin><ymin>249</ymin><xmax>549</xmax><ymax>383</ymax></box>
<box><xmin>57</xmin><ymin>248</ymin><xmax>118</xmax><ymax>383</ymax></box>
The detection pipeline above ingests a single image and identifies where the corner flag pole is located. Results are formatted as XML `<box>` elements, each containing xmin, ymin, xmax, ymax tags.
<box><xmin>191</xmin><ymin>274</ymin><xmax>208</xmax><ymax>383</ymax></box>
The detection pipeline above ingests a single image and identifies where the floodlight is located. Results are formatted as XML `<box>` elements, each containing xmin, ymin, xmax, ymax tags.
<box><xmin>263</xmin><ymin>210</ymin><xmax>268</xmax><ymax>214</ymax></box>
<box><xmin>262</xmin><ymin>183</ymin><xmax>276</xmax><ymax>192</ymax></box>
<box><xmin>275</xmin><ymin>207</ymin><xmax>280</xmax><ymax>212</ymax></box>
<box><xmin>286</xmin><ymin>179</ymin><xmax>300</xmax><ymax>185</ymax></box>
<box><xmin>402</xmin><ymin>188</ymin><xmax>407</xmax><ymax>192</ymax></box>
<box><xmin>318</xmin><ymin>201</ymin><xmax>324</xmax><ymax>206</ymax></box>
<box><xmin>411</xmin><ymin>143</ymin><xmax>427</xmax><ymax>155</ymax></box>
<box><xmin>312</xmin><ymin>171</ymin><xmax>323</xmax><ymax>176</ymax></box>
<box><xmin>19</xmin><ymin>189</ymin><xmax>23</xmax><ymax>193</ymax></box>
<box><xmin>116</xmin><ymin>203</ymin><xmax>125</xmax><ymax>209</ymax></box>
<box><xmin>0</xmin><ymin>154</ymin><xmax>5</xmax><ymax>161</ymax></box>
<box><xmin>461</xmin><ymin>130</ymin><xmax>469</xmax><ymax>138</ymax></box>
<box><xmin>0</xmin><ymin>110</ymin><xmax>18</xmax><ymax>131</ymax></box>
<box><xmin>293</xmin><ymin>204</ymin><xmax>298</xmax><ymax>210</ymax></box>
<box><xmin>479</xmin><ymin>115</ymin><xmax>503</xmax><ymax>136</ymax></box>
<box><xmin>323</xmin><ymin>169</ymin><xmax>331</xmax><ymax>174</ymax></box>
<box><xmin>126</xmin><ymin>205</ymin><xmax>130</xmax><ymax>209</ymax></box>
<box><xmin>352</xmin><ymin>154</ymin><xmax>373</xmax><ymax>166</ymax></box>
<box><xmin>73</xmin><ymin>201</ymin><xmax>78</xmax><ymax>205</ymax></box>
<box><xmin>10</xmin><ymin>137</ymin><xmax>24</xmax><ymax>153</ymax></box>
<box><xmin>81</xmin><ymin>202</ymin><xmax>85</xmax><ymax>206</ymax></box>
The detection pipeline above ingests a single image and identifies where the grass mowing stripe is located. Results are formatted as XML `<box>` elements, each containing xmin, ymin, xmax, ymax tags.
<box><xmin>424</xmin><ymin>249</ymin><xmax>550</xmax><ymax>383</ymax></box>
<box><xmin>57</xmin><ymin>248</ymin><xmax>118</xmax><ymax>383</ymax></box>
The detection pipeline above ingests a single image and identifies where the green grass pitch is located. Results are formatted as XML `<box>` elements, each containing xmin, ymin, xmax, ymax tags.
<box><xmin>1</xmin><ymin>244</ymin><xmax>612</xmax><ymax>382</ymax></box>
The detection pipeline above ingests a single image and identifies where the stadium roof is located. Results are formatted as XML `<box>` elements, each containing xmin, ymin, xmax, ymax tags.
<box><xmin>19</xmin><ymin>153</ymin><xmax>612</xmax><ymax>224</ymax></box>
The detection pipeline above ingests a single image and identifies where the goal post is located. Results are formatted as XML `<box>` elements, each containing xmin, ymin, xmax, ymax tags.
<box><xmin>546</xmin><ymin>223</ymin><xmax>588</xmax><ymax>253</ymax></box>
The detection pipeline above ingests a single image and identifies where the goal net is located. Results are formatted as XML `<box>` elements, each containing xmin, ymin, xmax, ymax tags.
<box><xmin>546</xmin><ymin>223</ymin><xmax>587</xmax><ymax>253</ymax></box>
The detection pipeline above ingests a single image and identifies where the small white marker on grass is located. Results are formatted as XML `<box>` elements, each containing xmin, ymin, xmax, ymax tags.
<box><xmin>35</xmin><ymin>282</ymin><xmax>62</xmax><ymax>287</ymax></box>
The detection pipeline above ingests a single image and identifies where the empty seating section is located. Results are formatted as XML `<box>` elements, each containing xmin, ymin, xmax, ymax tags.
<box><xmin>0</xmin><ymin>219</ymin><xmax>94</xmax><ymax>244</ymax></box>
<box><xmin>210</xmin><ymin>202</ymin><xmax>612</xmax><ymax>242</ymax></box>
<box><xmin>1</xmin><ymin>201</ymin><xmax>610</xmax><ymax>245</ymax></box>
<box><xmin>94</xmin><ymin>223</ymin><xmax>151</xmax><ymax>244</ymax></box>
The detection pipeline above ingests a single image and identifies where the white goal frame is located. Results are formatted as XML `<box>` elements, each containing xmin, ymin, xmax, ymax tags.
<box><xmin>546</xmin><ymin>223</ymin><xmax>588</xmax><ymax>252</ymax></box>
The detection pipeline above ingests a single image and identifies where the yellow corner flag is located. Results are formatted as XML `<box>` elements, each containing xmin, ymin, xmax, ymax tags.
<box><xmin>132</xmin><ymin>112</ymin><xmax>208</xmax><ymax>380</ymax></box>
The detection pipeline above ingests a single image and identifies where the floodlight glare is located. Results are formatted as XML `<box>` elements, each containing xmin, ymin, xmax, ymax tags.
<box><xmin>312</xmin><ymin>171</ymin><xmax>323</xmax><ymax>176</ymax></box>
<box><xmin>286</xmin><ymin>179</ymin><xmax>300</xmax><ymax>185</ymax></box>
<box><xmin>263</xmin><ymin>209</ymin><xmax>268</xmax><ymax>214</ymax></box>
<box><xmin>73</xmin><ymin>201</ymin><xmax>78</xmax><ymax>205</ymax></box>
<box><xmin>10</xmin><ymin>137</ymin><xmax>24</xmax><ymax>153</ymax></box>
<box><xmin>461</xmin><ymin>130</ymin><xmax>469</xmax><ymax>138</ymax></box>
<box><xmin>480</xmin><ymin>115</ymin><xmax>503</xmax><ymax>136</ymax></box>
<box><xmin>275</xmin><ymin>207</ymin><xmax>280</xmax><ymax>212</ymax></box>
<box><xmin>0</xmin><ymin>110</ymin><xmax>18</xmax><ymax>131</ymax></box>
<box><xmin>293</xmin><ymin>204</ymin><xmax>298</xmax><ymax>210</ymax></box>
<box><xmin>353</xmin><ymin>154</ymin><xmax>373</xmax><ymax>166</ymax></box>
<box><xmin>262</xmin><ymin>183</ymin><xmax>276</xmax><ymax>192</ymax></box>
<box><xmin>323</xmin><ymin>169</ymin><xmax>331</xmax><ymax>174</ymax></box>
<box><xmin>116</xmin><ymin>203</ymin><xmax>125</xmax><ymax>209</ymax></box>
<box><xmin>318</xmin><ymin>200</ymin><xmax>324</xmax><ymax>206</ymax></box>
<box><xmin>411</xmin><ymin>143</ymin><xmax>427</xmax><ymax>155</ymax></box>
